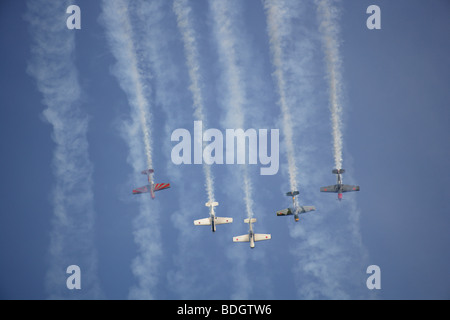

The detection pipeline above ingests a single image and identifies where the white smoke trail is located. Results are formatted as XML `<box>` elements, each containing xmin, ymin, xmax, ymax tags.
<box><xmin>315</xmin><ymin>0</ymin><xmax>344</xmax><ymax>170</ymax></box>
<box><xmin>25</xmin><ymin>0</ymin><xmax>102</xmax><ymax>299</ymax></box>
<box><xmin>100</xmin><ymin>0</ymin><xmax>162</xmax><ymax>299</ymax></box>
<box><xmin>263</xmin><ymin>0</ymin><xmax>298</xmax><ymax>193</ymax></box>
<box><xmin>210</xmin><ymin>0</ymin><xmax>254</xmax><ymax>220</ymax></box>
<box><xmin>101</xmin><ymin>0</ymin><xmax>153</xmax><ymax>170</ymax></box>
<box><xmin>263</xmin><ymin>0</ymin><xmax>370</xmax><ymax>299</ymax></box>
<box><xmin>209</xmin><ymin>0</ymin><xmax>259</xmax><ymax>300</ymax></box>
<box><xmin>173</xmin><ymin>0</ymin><xmax>215</xmax><ymax>204</ymax></box>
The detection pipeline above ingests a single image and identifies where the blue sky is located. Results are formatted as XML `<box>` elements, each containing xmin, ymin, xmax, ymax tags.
<box><xmin>0</xmin><ymin>0</ymin><xmax>449</xmax><ymax>300</ymax></box>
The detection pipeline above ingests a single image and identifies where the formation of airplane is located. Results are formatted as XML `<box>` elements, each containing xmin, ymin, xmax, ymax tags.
<box><xmin>233</xmin><ymin>218</ymin><xmax>271</xmax><ymax>249</ymax></box>
<box><xmin>276</xmin><ymin>191</ymin><xmax>315</xmax><ymax>222</ymax></box>
<box><xmin>193</xmin><ymin>201</ymin><xmax>233</xmax><ymax>232</ymax></box>
<box><xmin>132</xmin><ymin>169</ymin><xmax>170</xmax><ymax>199</ymax></box>
<box><xmin>320</xmin><ymin>169</ymin><xmax>360</xmax><ymax>201</ymax></box>
<box><xmin>130</xmin><ymin>167</ymin><xmax>360</xmax><ymax>248</ymax></box>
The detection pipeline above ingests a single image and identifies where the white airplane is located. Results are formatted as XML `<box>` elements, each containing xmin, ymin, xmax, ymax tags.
<box><xmin>233</xmin><ymin>218</ymin><xmax>271</xmax><ymax>249</ymax></box>
<box><xmin>193</xmin><ymin>202</ymin><xmax>233</xmax><ymax>232</ymax></box>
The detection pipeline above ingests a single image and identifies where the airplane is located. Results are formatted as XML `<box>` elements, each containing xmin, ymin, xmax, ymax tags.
<box><xmin>193</xmin><ymin>202</ymin><xmax>233</xmax><ymax>232</ymax></box>
<box><xmin>233</xmin><ymin>218</ymin><xmax>271</xmax><ymax>249</ymax></box>
<box><xmin>276</xmin><ymin>191</ymin><xmax>315</xmax><ymax>222</ymax></box>
<box><xmin>132</xmin><ymin>169</ymin><xmax>170</xmax><ymax>199</ymax></box>
<box><xmin>320</xmin><ymin>169</ymin><xmax>360</xmax><ymax>201</ymax></box>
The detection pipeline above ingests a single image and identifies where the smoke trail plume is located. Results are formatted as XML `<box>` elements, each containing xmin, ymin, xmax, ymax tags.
<box><xmin>100</xmin><ymin>0</ymin><xmax>162</xmax><ymax>299</ymax></box>
<box><xmin>25</xmin><ymin>0</ymin><xmax>102</xmax><ymax>299</ymax></box>
<box><xmin>101</xmin><ymin>0</ymin><xmax>153</xmax><ymax>170</ymax></box>
<box><xmin>262</xmin><ymin>0</ymin><xmax>369</xmax><ymax>299</ymax></box>
<box><xmin>173</xmin><ymin>0</ymin><xmax>215</xmax><ymax>204</ymax></box>
<box><xmin>315</xmin><ymin>0</ymin><xmax>344</xmax><ymax>170</ymax></box>
<box><xmin>263</xmin><ymin>0</ymin><xmax>299</xmax><ymax>192</ymax></box>
<box><xmin>210</xmin><ymin>0</ymin><xmax>254</xmax><ymax>220</ymax></box>
<box><xmin>209</xmin><ymin>0</ymin><xmax>262</xmax><ymax>300</ymax></box>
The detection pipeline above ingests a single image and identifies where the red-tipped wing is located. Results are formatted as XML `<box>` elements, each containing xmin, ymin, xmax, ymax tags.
<box><xmin>154</xmin><ymin>183</ymin><xmax>170</xmax><ymax>192</ymax></box>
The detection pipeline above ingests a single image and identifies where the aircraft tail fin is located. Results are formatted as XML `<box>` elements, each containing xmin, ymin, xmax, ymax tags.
<box><xmin>332</xmin><ymin>169</ymin><xmax>345</xmax><ymax>174</ymax></box>
<box><xmin>205</xmin><ymin>201</ymin><xmax>219</xmax><ymax>207</ymax></box>
<box><xmin>141</xmin><ymin>169</ymin><xmax>155</xmax><ymax>175</ymax></box>
<box><xmin>286</xmin><ymin>191</ymin><xmax>300</xmax><ymax>197</ymax></box>
<box><xmin>244</xmin><ymin>218</ymin><xmax>257</xmax><ymax>224</ymax></box>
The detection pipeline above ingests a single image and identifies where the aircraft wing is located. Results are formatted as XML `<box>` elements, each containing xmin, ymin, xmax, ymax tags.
<box><xmin>342</xmin><ymin>185</ymin><xmax>360</xmax><ymax>192</ymax></box>
<box><xmin>132</xmin><ymin>185</ymin><xmax>150</xmax><ymax>194</ymax></box>
<box><xmin>215</xmin><ymin>217</ymin><xmax>233</xmax><ymax>225</ymax></box>
<box><xmin>194</xmin><ymin>218</ymin><xmax>211</xmax><ymax>226</ymax></box>
<box><xmin>320</xmin><ymin>185</ymin><xmax>339</xmax><ymax>193</ymax></box>
<box><xmin>276</xmin><ymin>208</ymin><xmax>293</xmax><ymax>216</ymax></box>
<box><xmin>299</xmin><ymin>206</ymin><xmax>315</xmax><ymax>213</ymax></box>
<box><xmin>233</xmin><ymin>234</ymin><xmax>250</xmax><ymax>243</ymax></box>
<box><xmin>154</xmin><ymin>183</ymin><xmax>170</xmax><ymax>192</ymax></box>
<box><xmin>254</xmin><ymin>234</ymin><xmax>271</xmax><ymax>242</ymax></box>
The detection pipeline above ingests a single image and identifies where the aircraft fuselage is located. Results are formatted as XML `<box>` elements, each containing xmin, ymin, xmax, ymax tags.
<box><xmin>210</xmin><ymin>213</ymin><xmax>216</xmax><ymax>232</ymax></box>
<box><xmin>336</xmin><ymin>174</ymin><xmax>343</xmax><ymax>201</ymax></box>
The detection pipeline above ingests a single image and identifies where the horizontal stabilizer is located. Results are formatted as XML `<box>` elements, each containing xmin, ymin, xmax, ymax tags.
<box><xmin>286</xmin><ymin>191</ymin><xmax>300</xmax><ymax>197</ymax></box>
<box><xmin>205</xmin><ymin>201</ymin><xmax>219</xmax><ymax>207</ymax></box>
<box><xmin>244</xmin><ymin>218</ymin><xmax>257</xmax><ymax>224</ymax></box>
<box><xmin>332</xmin><ymin>169</ymin><xmax>345</xmax><ymax>174</ymax></box>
